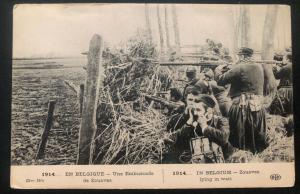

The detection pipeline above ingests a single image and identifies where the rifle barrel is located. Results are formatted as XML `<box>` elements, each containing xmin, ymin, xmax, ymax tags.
<box><xmin>159</xmin><ymin>61</ymin><xmax>222</xmax><ymax>67</ymax></box>
<box><xmin>251</xmin><ymin>60</ymin><xmax>283</xmax><ymax>64</ymax></box>
<box><xmin>143</xmin><ymin>94</ymin><xmax>184</xmax><ymax>108</ymax></box>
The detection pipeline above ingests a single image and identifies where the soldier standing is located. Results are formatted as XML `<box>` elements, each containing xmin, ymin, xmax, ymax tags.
<box><xmin>215</xmin><ymin>47</ymin><xmax>267</xmax><ymax>154</ymax></box>
<box><xmin>269</xmin><ymin>49</ymin><xmax>293</xmax><ymax>116</ymax></box>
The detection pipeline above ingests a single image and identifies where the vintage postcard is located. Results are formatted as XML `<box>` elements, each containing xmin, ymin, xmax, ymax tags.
<box><xmin>11</xmin><ymin>3</ymin><xmax>294</xmax><ymax>189</ymax></box>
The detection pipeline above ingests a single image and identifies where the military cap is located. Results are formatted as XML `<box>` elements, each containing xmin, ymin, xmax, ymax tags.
<box><xmin>195</xmin><ymin>94</ymin><xmax>216</xmax><ymax>108</ymax></box>
<box><xmin>273</xmin><ymin>52</ymin><xmax>284</xmax><ymax>61</ymax></box>
<box><xmin>202</xmin><ymin>68</ymin><xmax>214</xmax><ymax>79</ymax></box>
<box><xmin>285</xmin><ymin>47</ymin><xmax>292</xmax><ymax>53</ymax></box>
<box><xmin>185</xmin><ymin>85</ymin><xmax>201</xmax><ymax>96</ymax></box>
<box><xmin>186</xmin><ymin>67</ymin><xmax>197</xmax><ymax>73</ymax></box>
<box><xmin>224</xmin><ymin>55</ymin><xmax>233</xmax><ymax>62</ymax></box>
<box><xmin>213</xmin><ymin>47</ymin><xmax>220</xmax><ymax>54</ymax></box>
<box><xmin>184</xmin><ymin>80</ymin><xmax>209</xmax><ymax>97</ymax></box>
<box><xmin>237</xmin><ymin>47</ymin><xmax>253</xmax><ymax>57</ymax></box>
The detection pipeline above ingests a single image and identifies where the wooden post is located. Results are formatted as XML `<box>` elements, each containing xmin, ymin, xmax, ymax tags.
<box><xmin>36</xmin><ymin>100</ymin><xmax>56</xmax><ymax>160</ymax></box>
<box><xmin>76</xmin><ymin>34</ymin><xmax>103</xmax><ymax>165</ymax></box>
<box><xmin>79</xmin><ymin>84</ymin><xmax>84</xmax><ymax>117</ymax></box>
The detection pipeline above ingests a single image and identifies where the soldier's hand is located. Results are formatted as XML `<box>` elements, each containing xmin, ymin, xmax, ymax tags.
<box><xmin>197</xmin><ymin>115</ymin><xmax>208</xmax><ymax>131</ymax></box>
<box><xmin>184</xmin><ymin>106</ymin><xmax>189</xmax><ymax>115</ymax></box>
<box><xmin>186</xmin><ymin>108</ymin><xmax>194</xmax><ymax>125</ymax></box>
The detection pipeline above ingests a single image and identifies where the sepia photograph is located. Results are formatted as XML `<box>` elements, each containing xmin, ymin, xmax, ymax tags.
<box><xmin>11</xmin><ymin>3</ymin><xmax>294</xmax><ymax>167</ymax></box>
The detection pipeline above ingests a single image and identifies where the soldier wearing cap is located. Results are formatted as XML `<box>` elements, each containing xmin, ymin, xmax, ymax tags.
<box><xmin>202</xmin><ymin>68</ymin><xmax>232</xmax><ymax>117</ymax></box>
<box><xmin>162</xmin><ymin>87</ymin><xmax>234</xmax><ymax>164</ymax></box>
<box><xmin>182</xmin><ymin>67</ymin><xmax>199</xmax><ymax>100</ymax></box>
<box><xmin>269</xmin><ymin>48</ymin><xmax>293</xmax><ymax>116</ymax></box>
<box><xmin>273</xmin><ymin>52</ymin><xmax>284</xmax><ymax>62</ymax></box>
<box><xmin>183</xmin><ymin>78</ymin><xmax>222</xmax><ymax>116</ymax></box>
<box><xmin>215</xmin><ymin>47</ymin><xmax>267</xmax><ymax>154</ymax></box>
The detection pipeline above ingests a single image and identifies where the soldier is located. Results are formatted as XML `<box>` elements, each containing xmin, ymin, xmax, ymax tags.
<box><xmin>215</xmin><ymin>47</ymin><xmax>267</xmax><ymax>154</ymax></box>
<box><xmin>183</xmin><ymin>79</ymin><xmax>222</xmax><ymax>116</ymax></box>
<box><xmin>202</xmin><ymin>68</ymin><xmax>232</xmax><ymax>117</ymax></box>
<box><xmin>182</xmin><ymin>67</ymin><xmax>199</xmax><ymax>100</ymax></box>
<box><xmin>269</xmin><ymin>49</ymin><xmax>293</xmax><ymax>116</ymax></box>
<box><xmin>162</xmin><ymin>88</ymin><xmax>234</xmax><ymax>164</ymax></box>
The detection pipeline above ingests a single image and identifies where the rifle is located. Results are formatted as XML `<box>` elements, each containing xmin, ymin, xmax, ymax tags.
<box><xmin>158</xmin><ymin>61</ymin><xmax>222</xmax><ymax>68</ymax></box>
<box><xmin>143</xmin><ymin>94</ymin><xmax>185</xmax><ymax>109</ymax></box>
<box><xmin>218</xmin><ymin>59</ymin><xmax>286</xmax><ymax>74</ymax></box>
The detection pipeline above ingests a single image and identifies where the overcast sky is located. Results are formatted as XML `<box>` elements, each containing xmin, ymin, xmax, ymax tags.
<box><xmin>13</xmin><ymin>4</ymin><xmax>291</xmax><ymax>58</ymax></box>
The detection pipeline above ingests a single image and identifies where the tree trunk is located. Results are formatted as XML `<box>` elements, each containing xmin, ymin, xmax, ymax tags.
<box><xmin>144</xmin><ymin>4</ymin><xmax>152</xmax><ymax>44</ymax></box>
<box><xmin>240</xmin><ymin>5</ymin><xmax>251</xmax><ymax>47</ymax></box>
<box><xmin>171</xmin><ymin>4</ymin><xmax>180</xmax><ymax>52</ymax></box>
<box><xmin>164</xmin><ymin>5</ymin><xmax>171</xmax><ymax>54</ymax></box>
<box><xmin>156</xmin><ymin>5</ymin><xmax>165</xmax><ymax>56</ymax></box>
<box><xmin>261</xmin><ymin>5</ymin><xmax>279</xmax><ymax>95</ymax></box>
<box><xmin>230</xmin><ymin>7</ymin><xmax>238</xmax><ymax>61</ymax></box>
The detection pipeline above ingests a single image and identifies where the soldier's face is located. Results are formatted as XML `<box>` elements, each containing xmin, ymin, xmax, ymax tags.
<box><xmin>193</xmin><ymin>102</ymin><xmax>213</xmax><ymax>121</ymax></box>
<box><xmin>186</xmin><ymin>72</ymin><xmax>196</xmax><ymax>81</ymax></box>
<box><xmin>186</xmin><ymin>93</ymin><xmax>199</xmax><ymax>107</ymax></box>
<box><xmin>193</xmin><ymin>102</ymin><xmax>206</xmax><ymax>117</ymax></box>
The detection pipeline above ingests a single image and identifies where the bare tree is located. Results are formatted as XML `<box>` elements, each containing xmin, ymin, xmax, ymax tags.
<box><xmin>171</xmin><ymin>4</ymin><xmax>180</xmax><ymax>52</ymax></box>
<box><xmin>240</xmin><ymin>5</ymin><xmax>251</xmax><ymax>47</ymax></box>
<box><xmin>156</xmin><ymin>5</ymin><xmax>165</xmax><ymax>56</ymax></box>
<box><xmin>144</xmin><ymin>4</ymin><xmax>152</xmax><ymax>44</ymax></box>
<box><xmin>230</xmin><ymin>6</ymin><xmax>239</xmax><ymax>61</ymax></box>
<box><xmin>261</xmin><ymin>5</ymin><xmax>279</xmax><ymax>95</ymax></box>
<box><xmin>164</xmin><ymin>5</ymin><xmax>171</xmax><ymax>54</ymax></box>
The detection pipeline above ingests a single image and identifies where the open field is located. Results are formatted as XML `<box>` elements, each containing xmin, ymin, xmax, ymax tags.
<box><xmin>11</xmin><ymin>59</ymin><xmax>85</xmax><ymax>165</ymax></box>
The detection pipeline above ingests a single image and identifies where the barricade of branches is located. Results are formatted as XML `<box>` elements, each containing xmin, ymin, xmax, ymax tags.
<box><xmin>92</xmin><ymin>34</ymin><xmax>173</xmax><ymax>164</ymax></box>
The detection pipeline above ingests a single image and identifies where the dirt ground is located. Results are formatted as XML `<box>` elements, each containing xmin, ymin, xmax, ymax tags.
<box><xmin>11</xmin><ymin>67</ymin><xmax>85</xmax><ymax>165</ymax></box>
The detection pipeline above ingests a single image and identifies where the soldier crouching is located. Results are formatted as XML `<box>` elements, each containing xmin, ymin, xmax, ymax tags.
<box><xmin>162</xmin><ymin>87</ymin><xmax>234</xmax><ymax>164</ymax></box>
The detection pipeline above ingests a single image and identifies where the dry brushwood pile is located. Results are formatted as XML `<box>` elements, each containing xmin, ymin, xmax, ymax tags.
<box><xmin>92</xmin><ymin>36</ymin><xmax>174</xmax><ymax>164</ymax></box>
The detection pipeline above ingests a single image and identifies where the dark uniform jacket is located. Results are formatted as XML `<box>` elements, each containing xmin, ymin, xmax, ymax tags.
<box><xmin>189</xmin><ymin>80</ymin><xmax>226</xmax><ymax>96</ymax></box>
<box><xmin>273</xmin><ymin>63</ymin><xmax>292</xmax><ymax>87</ymax></box>
<box><xmin>217</xmin><ymin>62</ymin><xmax>264</xmax><ymax>98</ymax></box>
<box><xmin>208</xmin><ymin>80</ymin><xmax>226</xmax><ymax>96</ymax></box>
<box><xmin>166</xmin><ymin>113</ymin><xmax>230</xmax><ymax>153</ymax></box>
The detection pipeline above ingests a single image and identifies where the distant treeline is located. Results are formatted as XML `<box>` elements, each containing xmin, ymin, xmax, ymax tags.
<box><xmin>13</xmin><ymin>56</ymin><xmax>82</xmax><ymax>60</ymax></box>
